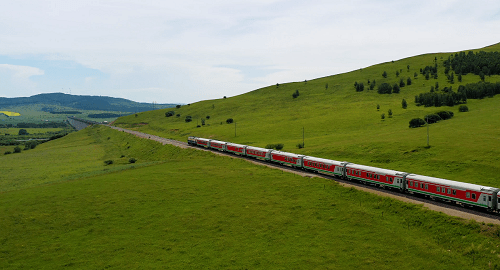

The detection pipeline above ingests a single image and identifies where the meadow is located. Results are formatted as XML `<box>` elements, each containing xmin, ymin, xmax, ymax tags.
<box><xmin>1</xmin><ymin>125</ymin><xmax>500</xmax><ymax>269</ymax></box>
<box><xmin>114</xmin><ymin>43</ymin><xmax>500</xmax><ymax>187</ymax></box>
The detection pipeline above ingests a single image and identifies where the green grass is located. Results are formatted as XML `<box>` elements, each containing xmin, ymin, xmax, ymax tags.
<box><xmin>0</xmin><ymin>127</ymin><xmax>63</xmax><ymax>135</ymax></box>
<box><xmin>114</xmin><ymin>43</ymin><xmax>500</xmax><ymax>187</ymax></box>
<box><xmin>0</xmin><ymin>126</ymin><xmax>500</xmax><ymax>269</ymax></box>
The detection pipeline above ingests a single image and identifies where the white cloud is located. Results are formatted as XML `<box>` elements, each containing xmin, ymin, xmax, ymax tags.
<box><xmin>0</xmin><ymin>64</ymin><xmax>44</xmax><ymax>79</ymax></box>
<box><xmin>0</xmin><ymin>1</ymin><xmax>499</xmax><ymax>103</ymax></box>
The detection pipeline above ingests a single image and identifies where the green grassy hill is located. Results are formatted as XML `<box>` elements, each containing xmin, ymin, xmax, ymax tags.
<box><xmin>114</xmin><ymin>43</ymin><xmax>500</xmax><ymax>187</ymax></box>
<box><xmin>2</xmin><ymin>125</ymin><xmax>500</xmax><ymax>269</ymax></box>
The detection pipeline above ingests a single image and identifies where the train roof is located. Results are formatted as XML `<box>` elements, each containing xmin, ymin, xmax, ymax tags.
<box><xmin>246</xmin><ymin>145</ymin><xmax>271</xmax><ymax>152</ymax></box>
<box><xmin>303</xmin><ymin>156</ymin><xmax>344</xmax><ymax>165</ymax></box>
<box><xmin>209</xmin><ymin>139</ymin><xmax>226</xmax><ymax>144</ymax></box>
<box><xmin>226</xmin><ymin>142</ymin><xmax>247</xmax><ymax>147</ymax></box>
<box><xmin>407</xmin><ymin>174</ymin><xmax>499</xmax><ymax>193</ymax></box>
<box><xmin>270</xmin><ymin>150</ymin><xmax>304</xmax><ymax>157</ymax></box>
<box><xmin>347</xmin><ymin>163</ymin><xmax>406</xmax><ymax>175</ymax></box>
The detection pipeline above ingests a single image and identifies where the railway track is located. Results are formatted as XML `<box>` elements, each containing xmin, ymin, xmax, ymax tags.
<box><xmin>106</xmin><ymin>124</ymin><xmax>500</xmax><ymax>224</ymax></box>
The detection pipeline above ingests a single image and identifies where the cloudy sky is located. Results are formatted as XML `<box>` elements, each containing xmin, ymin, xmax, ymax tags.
<box><xmin>1</xmin><ymin>0</ymin><xmax>499</xmax><ymax>104</ymax></box>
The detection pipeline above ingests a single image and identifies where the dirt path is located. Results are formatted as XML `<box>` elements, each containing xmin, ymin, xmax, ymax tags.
<box><xmin>107</xmin><ymin>125</ymin><xmax>500</xmax><ymax>225</ymax></box>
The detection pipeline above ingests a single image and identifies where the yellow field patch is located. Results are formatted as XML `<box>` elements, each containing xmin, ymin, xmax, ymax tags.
<box><xmin>0</xmin><ymin>111</ymin><xmax>21</xmax><ymax>116</ymax></box>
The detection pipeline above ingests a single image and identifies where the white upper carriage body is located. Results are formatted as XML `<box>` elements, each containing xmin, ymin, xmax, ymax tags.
<box><xmin>303</xmin><ymin>156</ymin><xmax>345</xmax><ymax>176</ymax></box>
<box><xmin>346</xmin><ymin>163</ymin><xmax>408</xmax><ymax>188</ymax></box>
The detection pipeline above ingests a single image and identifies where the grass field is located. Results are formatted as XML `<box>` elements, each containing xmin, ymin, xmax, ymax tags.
<box><xmin>1</xmin><ymin>125</ymin><xmax>500</xmax><ymax>269</ymax></box>
<box><xmin>114</xmin><ymin>43</ymin><xmax>500</xmax><ymax>188</ymax></box>
<box><xmin>0</xmin><ymin>111</ymin><xmax>21</xmax><ymax>116</ymax></box>
<box><xmin>0</xmin><ymin>127</ymin><xmax>64</xmax><ymax>135</ymax></box>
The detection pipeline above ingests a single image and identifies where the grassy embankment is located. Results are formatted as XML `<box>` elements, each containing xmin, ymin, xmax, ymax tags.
<box><xmin>114</xmin><ymin>43</ymin><xmax>500</xmax><ymax>187</ymax></box>
<box><xmin>1</xmin><ymin>125</ymin><xmax>500</xmax><ymax>269</ymax></box>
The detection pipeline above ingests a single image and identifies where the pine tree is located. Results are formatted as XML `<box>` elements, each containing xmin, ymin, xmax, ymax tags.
<box><xmin>402</xmin><ymin>99</ymin><xmax>407</xmax><ymax>109</ymax></box>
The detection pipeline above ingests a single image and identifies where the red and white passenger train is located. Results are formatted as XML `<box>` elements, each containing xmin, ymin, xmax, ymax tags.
<box><xmin>188</xmin><ymin>137</ymin><xmax>500</xmax><ymax>211</ymax></box>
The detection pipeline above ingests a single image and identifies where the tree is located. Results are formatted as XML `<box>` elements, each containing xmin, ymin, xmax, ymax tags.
<box><xmin>176</xmin><ymin>105</ymin><xmax>181</xmax><ymax>109</ymax></box>
<box><xmin>407</xmin><ymin>77</ymin><xmax>412</xmax><ymax>86</ymax></box>
<box><xmin>435</xmin><ymin>82</ymin><xmax>439</xmax><ymax>91</ymax></box>
<box><xmin>355</xmin><ymin>82</ymin><xmax>364</xmax><ymax>92</ymax></box>
<box><xmin>165</xmin><ymin>111</ymin><xmax>175</xmax><ymax>117</ymax></box>
<box><xmin>13</xmin><ymin>146</ymin><xmax>21</xmax><ymax>153</ymax></box>
<box><xmin>382</xmin><ymin>71</ymin><xmax>387</xmax><ymax>78</ymax></box>
<box><xmin>376</xmin><ymin>104</ymin><xmax>380</xmax><ymax>110</ymax></box>
<box><xmin>226</xmin><ymin>118</ymin><xmax>234</xmax><ymax>124</ymax></box>
<box><xmin>459</xmin><ymin>105</ymin><xmax>469</xmax><ymax>112</ymax></box>
<box><xmin>377</xmin><ymin>83</ymin><xmax>392</xmax><ymax>94</ymax></box>
<box><xmin>407</xmin><ymin>65</ymin><xmax>410</xmax><ymax>71</ymax></box>
<box><xmin>458</xmin><ymin>74</ymin><xmax>462</xmax><ymax>82</ymax></box>
<box><xmin>479</xmin><ymin>71</ymin><xmax>485</xmax><ymax>81</ymax></box>
<box><xmin>392</xmin><ymin>83</ymin><xmax>400</xmax><ymax>93</ymax></box>
<box><xmin>388</xmin><ymin>109</ymin><xmax>393</xmax><ymax>118</ymax></box>
<box><xmin>409</xmin><ymin>118</ymin><xmax>426</xmax><ymax>128</ymax></box>
<box><xmin>201</xmin><ymin>118</ymin><xmax>205</xmax><ymax>125</ymax></box>
<box><xmin>399</xmin><ymin>78</ymin><xmax>405</xmax><ymax>87</ymax></box>
<box><xmin>325</xmin><ymin>83</ymin><xmax>328</xmax><ymax>90</ymax></box>
<box><xmin>292</xmin><ymin>89</ymin><xmax>300</xmax><ymax>98</ymax></box>
<box><xmin>369</xmin><ymin>80</ymin><xmax>376</xmax><ymax>90</ymax></box>
<box><xmin>425</xmin><ymin>73</ymin><xmax>430</xmax><ymax>80</ymax></box>
<box><xmin>396</xmin><ymin>70</ymin><xmax>400</xmax><ymax>77</ymax></box>
<box><xmin>18</xmin><ymin>129</ymin><xmax>28</xmax><ymax>135</ymax></box>
<box><xmin>185</xmin><ymin>115</ymin><xmax>192</xmax><ymax>122</ymax></box>
<box><xmin>381</xmin><ymin>113</ymin><xmax>385</xmax><ymax>120</ymax></box>
<box><xmin>402</xmin><ymin>99</ymin><xmax>407</xmax><ymax>109</ymax></box>
<box><xmin>206</xmin><ymin>115</ymin><xmax>210</xmax><ymax>119</ymax></box>
<box><xmin>414</xmin><ymin>72</ymin><xmax>418</xmax><ymax>78</ymax></box>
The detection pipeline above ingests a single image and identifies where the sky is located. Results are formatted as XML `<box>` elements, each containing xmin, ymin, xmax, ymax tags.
<box><xmin>0</xmin><ymin>0</ymin><xmax>499</xmax><ymax>104</ymax></box>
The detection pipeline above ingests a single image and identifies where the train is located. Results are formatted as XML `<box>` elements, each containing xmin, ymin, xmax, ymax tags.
<box><xmin>188</xmin><ymin>136</ymin><xmax>500</xmax><ymax>212</ymax></box>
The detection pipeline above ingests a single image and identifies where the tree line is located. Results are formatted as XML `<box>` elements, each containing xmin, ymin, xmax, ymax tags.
<box><xmin>414</xmin><ymin>81</ymin><xmax>500</xmax><ymax>107</ymax></box>
<box><xmin>444</xmin><ymin>50</ymin><xmax>500</xmax><ymax>76</ymax></box>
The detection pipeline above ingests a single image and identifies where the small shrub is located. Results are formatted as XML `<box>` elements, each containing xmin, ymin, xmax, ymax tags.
<box><xmin>459</xmin><ymin>105</ymin><xmax>469</xmax><ymax>112</ymax></box>
<box><xmin>206</xmin><ymin>115</ymin><xmax>210</xmax><ymax>119</ymax></box>
<box><xmin>196</xmin><ymin>125</ymin><xmax>201</xmax><ymax>128</ymax></box>
<box><xmin>176</xmin><ymin>105</ymin><xmax>181</xmax><ymax>109</ymax></box>
<box><xmin>4</xmin><ymin>151</ymin><xmax>12</xmax><ymax>155</ymax></box>
<box><xmin>226</xmin><ymin>118</ymin><xmax>234</xmax><ymax>124</ymax></box>
<box><xmin>296</xmin><ymin>143</ymin><xmax>304</xmax><ymax>149</ymax></box>
<box><xmin>165</xmin><ymin>111</ymin><xmax>175</xmax><ymax>117</ymax></box>
<box><xmin>104</xmin><ymin>160</ymin><xmax>113</xmax><ymax>165</ymax></box>
<box><xmin>13</xmin><ymin>146</ymin><xmax>21</xmax><ymax>153</ymax></box>
<box><xmin>265</xmin><ymin>144</ymin><xmax>276</xmax><ymax>149</ymax></box>
<box><xmin>381</xmin><ymin>113</ymin><xmax>385</xmax><ymax>120</ymax></box>
<box><xmin>275</xmin><ymin>143</ymin><xmax>284</xmax><ymax>150</ymax></box>
<box><xmin>129</xmin><ymin>158</ymin><xmax>137</xmax><ymax>164</ymax></box>
<box><xmin>176</xmin><ymin>114</ymin><xmax>180</xmax><ymax>117</ymax></box>
<box><xmin>185</xmin><ymin>116</ymin><xmax>192</xmax><ymax>122</ymax></box>
<box><xmin>409</xmin><ymin>118</ymin><xmax>426</xmax><ymax>128</ymax></box>
<box><xmin>436</xmin><ymin>111</ymin><xmax>454</xmax><ymax>120</ymax></box>
<box><xmin>402</xmin><ymin>99</ymin><xmax>407</xmax><ymax>109</ymax></box>
<box><xmin>424</xmin><ymin>114</ymin><xmax>442</xmax><ymax>124</ymax></box>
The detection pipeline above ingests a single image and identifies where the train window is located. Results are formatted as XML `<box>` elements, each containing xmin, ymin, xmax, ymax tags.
<box><xmin>425</xmin><ymin>184</ymin><xmax>428</xmax><ymax>190</ymax></box>
<box><xmin>420</xmin><ymin>183</ymin><xmax>424</xmax><ymax>189</ymax></box>
<box><xmin>472</xmin><ymin>194</ymin><xmax>476</xmax><ymax>200</ymax></box>
<box><xmin>409</xmin><ymin>181</ymin><xmax>413</xmax><ymax>187</ymax></box>
<box><xmin>452</xmin><ymin>190</ymin><xmax>456</xmax><ymax>195</ymax></box>
<box><xmin>466</xmin><ymin>192</ymin><xmax>470</xmax><ymax>198</ymax></box>
<box><xmin>483</xmin><ymin>197</ymin><xmax>486</xmax><ymax>202</ymax></box>
<box><xmin>436</xmin><ymin>187</ymin><xmax>440</xmax><ymax>192</ymax></box>
<box><xmin>447</xmin><ymin>189</ymin><xmax>451</xmax><ymax>194</ymax></box>
<box><xmin>489</xmin><ymin>196</ymin><xmax>492</xmax><ymax>201</ymax></box>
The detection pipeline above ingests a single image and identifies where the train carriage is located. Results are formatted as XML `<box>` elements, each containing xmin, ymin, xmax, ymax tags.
<box><xmin>406</xmin><ymin>174</ymin><xmax>500</xmax><ymax>210</ymax></box>
<box><xmin>345</xmin><ymin>163</ymin><xmax>407</xmax><ymax>189</ymax></box>
<box><xmin>226</xmin><ymin>142</ymin><xmax>247</xmax><ymax>155</ymax></box>
<box><xmin>303</xmin><ymin>156</ymin><xmax>345</xmax><ymax>176</ymax></box>
<box><xmin>187</xmin><ymin>136</ymin><xmax>197</xmax><ymax>146</ymax></box>
<box><xmin>245</xmin><ymin>146</ymin><xmax>272</xmax><ymax>161</ymax></box>
<box><xmin>270</xmin><ymin>151</ymin><xmax>304</xmax><ymax>168</ymax></box>
<box><xmin>209</xmin><ymin>140</ymin><xmax>227</xmax><ymax>151</ymax></box>
<box><xmin>195</xmin><ymin>138</ymin><xmax>210</xmax><ymax>148</ymax></box>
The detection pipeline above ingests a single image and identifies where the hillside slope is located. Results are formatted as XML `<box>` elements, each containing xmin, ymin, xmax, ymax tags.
<box><xmin>114</xmin><ymin>43</ymin><xmax>500</xmax><ymax>187</ymax></box>
<box><xmin>0</xmin><ymin>93</ymin><xmax>177</xmax><ymax>112</ymax></box>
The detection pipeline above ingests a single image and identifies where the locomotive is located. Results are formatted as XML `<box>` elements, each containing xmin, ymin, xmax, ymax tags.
<box><xmin>188</xmin><ymin>136</ymin><xmax>500</xmax><ymax>211</ymax></box>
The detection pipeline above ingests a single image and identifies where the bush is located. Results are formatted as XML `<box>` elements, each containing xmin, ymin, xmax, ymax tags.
<box><xmin>104</xmin><ymin>160</ymin><xmax>113</xmax><ymax>165</ymax></box>
<box><xmin>459</xmin><ymin>105</ymin><xmax>469</xmax><ymax>112</ymax></box>
<box><xmin>265</xmin><ymin>144</ymin><xmax>275</xmax><ymax>149</ymax></box>
<box><xmin>409</xmin><ymin>118</ymin><xmax>426</xmax><ymax>128</ymax></box>
<box><xmin>296</xmin><ymin>143</ymin><xmax>304</xmax><ymax>149</ymax></box>
<box><xmin>13</xmin><ymin>146</ymin><xmax>21</xmax><ymax>153</ymax></box>
<box><xmin>165</xmin><ymin>111</ymin><xmax>175</xmax><ymax>117</ymax></box>
<box><xmin>275</xmin><ymin>143</ymin><xmax>284</xmax><ymax>150</ymax></box>
<box><xmin>424</xmin><ymin>114</ymin><xmax>442</xmax><ymax>124</ymax></box>
<box><xmin>377</xmin><ymin>83</ymin><xmax>392</xmax><ymax>94</ymax></box>
<box><xmin>4</xmin><ymin>151</ymin><xmax>11</xmax><ymax>155</ymax></box>
<box><xmin>402</xmin><ymin>99</ymin><xmax>407</xmax><ymax>109</ymax></box>
<box><xmin>206</xmin><ymin>115</ymin><xmax>210</xmax><ymax>119</ymax></box>
<box><xmin>292</xmin><ymin>89</ymin><xmax>300</xmax><ymax>98</ymax></box>
<box><xmin>392</xmin><ymin>83</ymin><xmax>400</xmax><ymax>93</ymax></box>
<box><xmin>185</xmin><ymin>116</ymin><xmax>192</xmax><ymax>122</ymax></box>
<box><xmin>436</xmin><ymin>111</ymin><xmax>454</xmax><ymax>120</ymax></box>
<box><xmin>176</xmin><ymin>105</ymin><xmax>181</xmax><ymax>108</ymax></box>
<box><xmin>129</xmin><ymin>158</ymin><xmax>137</xmax><ymax>163</ymax></box>
<box><xmin>176</xmin><ymin>114</ymin><xmax>180</xmax><ymax>117</ymax></box>
<box><xmin>18</xmin><ymin>129</ymin><xmax>28</xmax><ymax>135</ymax></box>
<box><xmin>226</xmin><ymin>118</ymin><xmax>234</xmax><ymax>124</ymax></box>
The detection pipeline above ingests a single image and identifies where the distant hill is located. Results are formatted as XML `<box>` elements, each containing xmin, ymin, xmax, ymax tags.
<box><xmin>0</xmin><ymin>93</ymin><xmax>177</xmax><ymax>112</ymax></box>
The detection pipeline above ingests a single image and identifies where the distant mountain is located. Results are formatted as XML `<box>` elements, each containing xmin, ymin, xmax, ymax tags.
<box><xmin>0</xmin><ymin>93</ymin><xmax>177</xmax><ymax>112</ymax></box>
